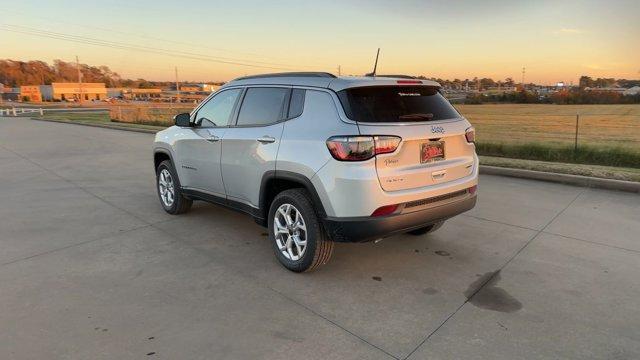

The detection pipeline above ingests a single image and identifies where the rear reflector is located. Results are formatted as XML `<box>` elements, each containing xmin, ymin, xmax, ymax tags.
<box><xmin>468</xmin><ymin>185</ymin><xmax>478</xmax><ymax>195</ymax></box>
<box><xmin>326</xmin><ymin>136</ymin><xmax>401</xmax><ymax>161</ymax></box>
<box><xmin>465</xmin><ymin>126</ymin><xmax>476</xmax><ymax>143</ymax></box>
<box><xmin>396</xmin><ymin>80</ymin><xmax>422</xmax><ymax>84</ymax></box>
<box><xmin>371</xmin><ymin>204</ymin><xmax>399</xmax><ymax>217</ymax></box>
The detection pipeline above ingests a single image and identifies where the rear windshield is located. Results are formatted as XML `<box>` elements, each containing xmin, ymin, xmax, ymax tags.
<box><xmin>337</xmin><ymin>86</ymin><xmax>460</xmax><ymax>123</ymax></box>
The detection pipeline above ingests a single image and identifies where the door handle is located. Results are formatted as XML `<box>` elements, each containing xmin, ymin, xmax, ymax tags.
<box><xmin>206</xmin><ymin>134</ymin><xmax>220</xmax><ymax>142</ymax></box>
<box><xmin>257</xmin><ymin>136</ymin><xmax>276</xmax><ymax>144</ymax></box>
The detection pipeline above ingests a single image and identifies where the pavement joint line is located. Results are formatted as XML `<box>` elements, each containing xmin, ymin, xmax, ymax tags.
<box><xmin>462</xmin><ymin>214</ymin><xmax>540</xmax><ymax>232</ymax></box>
<box><xmin>0</xmin><ymin>144</ymin><xmax>155</xmax><ymax>228</ymax></box>
<box><xmin>403</xmin><ymin>188</ymin><xmax>587</xmax><ymax>360</ymax></box>
<box><xmin>0</xmin><ymin>224</ymin><xmax>153</xmax><ymax>268</ymax></box>
<box><xmin>541</xmin><ymin>230</ymin><xmax>640</xmax><ymax>255</ymax></box>
<box><xmin>464</xmin><ymin>209</ymin><xmax>640</xmax><ymax>255</ymax></box>
<box><xmin>266</xmin><ymin>286</ymin><xmax>401</xmax><ymax>360</ymax></box>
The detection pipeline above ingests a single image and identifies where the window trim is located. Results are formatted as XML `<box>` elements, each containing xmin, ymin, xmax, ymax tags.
<box><xmin>230</xmin><ymin>86</ymin><xmax>293</xmax><ymax>128</ymax></box>
<box><xmin>286</xmin><ymin>88</ymin><xmax>306</xmax><ymax>120</ymax></box>
<box><xmin>192</xmin><ymin>88</ymin><xmax>244</xmax><ymax>128</ymax></box>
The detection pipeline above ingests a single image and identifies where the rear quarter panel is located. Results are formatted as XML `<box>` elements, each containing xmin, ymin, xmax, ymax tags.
<box><xmin>276</xmin><ymin>89</ymin><xmax>358</xmax><ymax>179</ymax></box>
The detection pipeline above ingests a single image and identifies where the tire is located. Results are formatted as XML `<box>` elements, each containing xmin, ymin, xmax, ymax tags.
<box><xmin>407</xmin><ymin>221</ymin><xmax>445</xmax><ymax>236</ymax></box>
<box><xmin>156</xmin><ymin>160</ymin><xmax>192</xmax><ymax>215</ymax></box>
<box><xmin>268</xmin><ymin>189</ymin><xmax>334</xmax><ymax>272</ymax></box>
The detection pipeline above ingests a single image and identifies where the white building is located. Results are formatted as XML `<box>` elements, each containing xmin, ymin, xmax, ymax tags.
<box><xmin>623</xmin><ymin>86</ymin><xmax>640</xmax><ymax>96</ymax></box>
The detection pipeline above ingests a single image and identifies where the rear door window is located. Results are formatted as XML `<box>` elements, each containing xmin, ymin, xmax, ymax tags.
<box><xmin>337</xmin><ymin>86</ymin><xmax>460</xmax><ymax>123</ymax></box>
<box><xmin>236</xmin><ymin>87</ymin><xmax>289</xmax><ymax>126</ymax></box>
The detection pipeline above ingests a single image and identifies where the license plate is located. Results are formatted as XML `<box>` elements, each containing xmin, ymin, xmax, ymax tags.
<box><xmin>420</xmin><ymin>141</ymin><xmax>445</xmax><ymax>163</ymax></box>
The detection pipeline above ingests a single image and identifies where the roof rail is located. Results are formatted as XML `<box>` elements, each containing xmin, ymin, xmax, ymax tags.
<box><xmin>367</xmin><ymin>74</ymin><xmax>417</xmax><ymax>79</ymax></box>
<box><xmin>234</xmin><ymin>72</ymin><xmax>336</xmax><ymax>81</ymax></box>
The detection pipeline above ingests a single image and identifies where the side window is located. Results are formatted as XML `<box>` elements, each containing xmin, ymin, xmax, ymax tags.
<box><xmin>236</xmin><ymin>87</ymin><xmax>289</xmax><ymax>126</ymax></box>
<box><xmin>195</xmin><ymin>89</ymin><xmax>241</xmax><ymax>127</ymax></box>
<box><xmin>287</xmin><ymin>89</ymin><xmax>305</xmax><ymax>118</ymax></box>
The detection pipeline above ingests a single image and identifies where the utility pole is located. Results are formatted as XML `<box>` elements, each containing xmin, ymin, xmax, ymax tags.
<box><xmin>76</xmin><ymin>55</ymin><xmax>83</xmax><ymax>104</ymax></box>
<box><xmin>337</xmin><ymin>65</ymin><xmax>341</xmax><ymax>76</ymax></box>
<box><xmin>521</xmin><ymin>66</ymin><xmax>526</xmax><ymax>89</ymax></box>
<box><xmin>175</xmin><ymin>66</ymin><xmax>180</xmax><ymax>103</ymax></box>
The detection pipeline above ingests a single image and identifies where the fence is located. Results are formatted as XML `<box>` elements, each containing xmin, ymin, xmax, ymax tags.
<box><xmin>0</xmin><ymin>107</ymin><xmax>109</xmax><ymax>117</ymax></box>
<box><xmin>456</xmin><ymin>105</ymin><xmax>640</xmax><ymax>152</ymax></box>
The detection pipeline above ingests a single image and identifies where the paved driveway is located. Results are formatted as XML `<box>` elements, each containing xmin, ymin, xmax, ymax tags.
<box><xmin>1</xmin><ymin>117</ymin><xmax>639</xmax><ymax>359</ymax></box>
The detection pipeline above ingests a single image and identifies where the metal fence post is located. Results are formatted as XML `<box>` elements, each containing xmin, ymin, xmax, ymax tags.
<box><xmin>12</xmin><ymin>107</ymin><xmax>16</xmax><ymax>116</ymax></box>
<box><xmin>39</xmin><ymin>108</ymin><xmax>44</xmax><ymax>116</ymax></box>
<box><xmin>574</xmin><ymin>114</ymin><xmax>579</xmax><ymax>154</ymax></box>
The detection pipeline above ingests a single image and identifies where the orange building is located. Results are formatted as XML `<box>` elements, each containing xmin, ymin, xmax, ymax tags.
<box><xmin>40</xmin><ymin>83</ymin><xmax>107</xmax><ymax>101</ymax></box>
<box><xmin>20</xmin><ymin>86</ymin><xmax>42</xmax><ymax>102</ymax></box>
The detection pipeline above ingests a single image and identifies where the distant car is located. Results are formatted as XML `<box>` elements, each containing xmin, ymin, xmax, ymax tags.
<box><xmin>153</xmin><ymin>72</ymin><xmax>478</xmax><ymax>272</ymax></box>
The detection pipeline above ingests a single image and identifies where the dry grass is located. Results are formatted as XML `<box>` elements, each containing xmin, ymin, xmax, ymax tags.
<box><xmin>109</xmin><ymin>104</ymin><xmax>194</xmax><ymax>126</ymax></box>
<box><xmin>457</xmin><ymin>104</ymin><xmax>640</xmax><ymax>150</ymax></box>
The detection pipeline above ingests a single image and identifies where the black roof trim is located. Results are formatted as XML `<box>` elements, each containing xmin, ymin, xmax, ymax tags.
<box><xmin>234</xmin><ymin>72</ymin><xmax>336</xmax><ymax>81</ymax></box>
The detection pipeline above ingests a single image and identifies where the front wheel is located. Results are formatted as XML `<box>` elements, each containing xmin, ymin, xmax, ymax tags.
<box><xmin>156</xmin><ymin>160</ymin><xmax>192</xmax><ymax>215</ymax></box>
<box><xmin>268</xmin><ymin>189</ymin><xmax>334</xmax><ymax>272</ymax></box>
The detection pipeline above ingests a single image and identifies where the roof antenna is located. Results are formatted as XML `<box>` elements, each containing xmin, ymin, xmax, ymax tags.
<box><xmin>366</xmin><ymin>48</ymin><xmax>380</xmax><ymax>77</ymax></box>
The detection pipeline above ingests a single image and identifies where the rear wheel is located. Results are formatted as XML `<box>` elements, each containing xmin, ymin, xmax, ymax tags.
<box><xmin>407</xmin><ymin>221</ymin><xmax>444</xmax><ymax>236</ymax></box>
<box><xmin>156</xmin><ymin>160</ymin><xmax>192</xmax><ymax>214</ymax></box>
<box><xmin>268</xmin><ymin>189</ymin><xmax>333</xmax><ymax>272</ymax></box>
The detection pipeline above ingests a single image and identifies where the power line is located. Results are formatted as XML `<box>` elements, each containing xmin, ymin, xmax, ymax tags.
<box><xmin>0</xmin><ymin>24</ymin><xmax>331</xmax><ymax>72</ymax></box>
<box><xmin>1</xmin><ymin>24</ymin><xmax>302</xmax><ymax>69</ymax></box>
<box><xmin>2</xmin><ymin>9</ymin><xmax>274</xmax><ymax>60</ymax></box>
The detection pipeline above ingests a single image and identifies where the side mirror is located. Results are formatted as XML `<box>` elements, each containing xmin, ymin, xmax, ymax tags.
<box><xmin>174</xmin><ymin>113</ymin><xmax>191</xmax><ymax>127</ymax></box>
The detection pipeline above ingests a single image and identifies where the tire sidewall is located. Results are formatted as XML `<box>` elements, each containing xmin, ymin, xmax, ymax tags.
<box><xmin>268</xmin><ymin>191</ymin><xmax>319</xmax><ymax>272</ymax></box>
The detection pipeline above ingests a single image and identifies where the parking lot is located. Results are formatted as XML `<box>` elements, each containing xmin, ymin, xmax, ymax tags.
<box><xmin>1</xmin><ymin>116</ymin><xmax>639</xmax><ymax>359</ymax></box>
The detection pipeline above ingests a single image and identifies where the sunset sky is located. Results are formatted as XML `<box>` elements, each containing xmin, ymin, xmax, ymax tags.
<box><xmin>1</xmin><ymin>0</ymin><xmax>638</xmax><ymax>84</ymax></box>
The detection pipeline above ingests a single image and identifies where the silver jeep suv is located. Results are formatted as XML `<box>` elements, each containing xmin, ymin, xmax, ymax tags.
<box><xmin>153</xmin><ymin>72</ymin><xmax>478</xmax><ymax>272</ymax></box>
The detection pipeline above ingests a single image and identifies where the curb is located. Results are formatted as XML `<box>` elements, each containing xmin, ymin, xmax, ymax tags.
<box><xmin>29</xmin><ymin>117</ymin><xmax>159</xmax><ymax>134</ymax></box>
<box><xmin>480</xmin><ymin>165</ymin><xmax>640</xmax><ymax>193</ymax></box>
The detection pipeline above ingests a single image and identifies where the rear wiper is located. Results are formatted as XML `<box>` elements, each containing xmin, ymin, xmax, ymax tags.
<box><xmin>399</xmin><ymin>113</ymin><xmax>434</xmax><ymax>120</ymax></box>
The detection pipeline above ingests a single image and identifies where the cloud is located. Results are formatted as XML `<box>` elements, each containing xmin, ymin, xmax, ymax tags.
<box><xmin>555</xmin><ymin>28</ymin><xmax>584</xmax><ymax>34</ymax></box>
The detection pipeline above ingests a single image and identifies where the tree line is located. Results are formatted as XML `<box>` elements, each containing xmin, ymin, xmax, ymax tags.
<box><xmin>465</xmin><ymin>89</ymin><xmax>640</xmax><ymax>105</ymax></box>
<box><xmin>578</xmin><ymin>76</ymin><xmax>640</xmax><ymax>89</ymax></box>
<box><xmin>0</xmin><ymin>59</ymin><xmax>177</xmax><ymax>88</ymax></box>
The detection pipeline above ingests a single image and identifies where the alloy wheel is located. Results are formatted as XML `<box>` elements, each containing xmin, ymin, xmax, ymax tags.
<box><xmin>274</xmin><ymin>203</ymin><xmax>307</xmax><ymax>261</ymax></box>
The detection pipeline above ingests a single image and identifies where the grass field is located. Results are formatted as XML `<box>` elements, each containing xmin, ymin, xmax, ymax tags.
<box><xmin>456</xmin><ymin>104</ymin><xmax>640</xmax><ymax>150</ymax></box>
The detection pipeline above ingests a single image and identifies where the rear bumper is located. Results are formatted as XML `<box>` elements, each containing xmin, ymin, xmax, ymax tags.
<box><xmin>322</xmin><ymin>194</ymin><xmax>476</xmax><ymax>242</ymax></box>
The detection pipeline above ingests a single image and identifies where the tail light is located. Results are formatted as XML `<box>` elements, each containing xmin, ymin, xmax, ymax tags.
<box><xmin>468</xmin><ymin>185</ymin><xmax>477</xmax><ymax>194</ymax></box>
<box><xmin>465</xmin><ymin>127</ymin><xmax>476</xmax><ymax>143</ymax></box>
<box><xmin>326</xmin><ymin>136</ymin><xmax>401</xmax><ymax>161</ymax></box>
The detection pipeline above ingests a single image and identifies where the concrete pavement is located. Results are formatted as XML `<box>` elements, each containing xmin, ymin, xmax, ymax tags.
<box><xmin>1</xmin><ymin>117</ymin><xmax>639</xmax><ymax>359</ymax></box>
